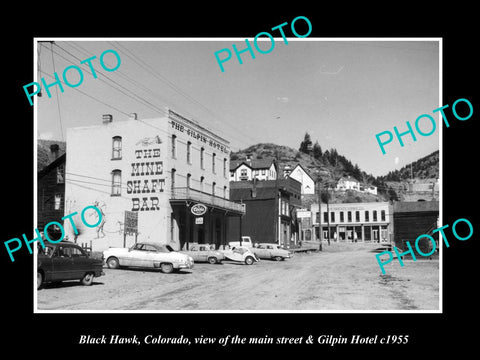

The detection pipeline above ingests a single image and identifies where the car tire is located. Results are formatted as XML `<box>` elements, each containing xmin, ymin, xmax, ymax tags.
<box><xmin>107</xmin><ymin>256</ymin><xmax>120</xmax><ymax>269</ymax></box>
<box><xmin>37</xmin><ymin>271</ymin><xmax>43</xmax><ymax>290</ymax></box>
<box><xmin>245</xmin><ymin>256</ymin><xmax>255</xmax><ymax>265</ymax></box>
<box><xmin>160</xmin><ymin>263</ymin><xmax>174</xmax><ymax>274</ymax></box>
<box><xmin>273</xmin><ymin>256</ymin><xmax>283</xmax><ymax>261</ymax></box>
<box><xmin>208</xmin><ymin>257</ymin><xmax>217</xmax><ymax>264</ymax></box>
<box><xmin>81</xmin><ymin>273</ymin><xmax>94</xmax><ymax>286</ymax></box>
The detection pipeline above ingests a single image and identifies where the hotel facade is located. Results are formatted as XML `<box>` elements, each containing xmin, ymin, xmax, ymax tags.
<box><xmin>64</xmin><ymin>109</ymin><xmax>245</xmax><ymax>251</ymax></box>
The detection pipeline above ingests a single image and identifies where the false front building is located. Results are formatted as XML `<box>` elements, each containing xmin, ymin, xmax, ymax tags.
<box><xmin>64</xmin><ymin>110</ymin><xmax>245</xmax><ymax>251</ymax></box>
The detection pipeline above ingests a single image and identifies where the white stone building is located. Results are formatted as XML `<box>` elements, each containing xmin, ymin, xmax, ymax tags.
<box><xmin>64</xmin><ymin>109</ymin><xmax>244</xmax><ymax>251</ymax></box>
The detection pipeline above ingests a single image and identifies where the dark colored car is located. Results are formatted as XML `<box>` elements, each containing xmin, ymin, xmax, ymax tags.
<box><xmin>37</xmin><ymin>241</ymin><xmax>104</xmax><ymax>289</ymax></box>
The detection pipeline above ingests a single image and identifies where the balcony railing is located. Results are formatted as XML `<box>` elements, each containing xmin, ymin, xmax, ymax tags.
<box><xmin>171</xmin><ymin>187</ymin><xmax>245</xmax><ymax>214</ymax></box>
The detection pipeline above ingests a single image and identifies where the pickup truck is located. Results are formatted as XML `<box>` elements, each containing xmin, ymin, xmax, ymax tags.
<box><xmin>228</xmin><ymin>236</ymin><xmax>253</xmax><ymax>249</ymax></box>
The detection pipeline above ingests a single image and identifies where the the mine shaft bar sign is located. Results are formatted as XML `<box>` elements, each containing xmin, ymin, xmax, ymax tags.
<box><xmin>124</xmin><ymin>210</ymin><xmax>138</xmax><ymax>235</ymax></box>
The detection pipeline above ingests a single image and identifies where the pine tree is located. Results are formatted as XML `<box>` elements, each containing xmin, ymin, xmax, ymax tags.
<box><xmin>312</xmin><ymin>141</ymin><xmax>322</xmax><ymax>159</ymax></box>
<box><xmin>299</xmin><ymin>132</ymin><xmax>313</xmax><ymax>154</ymax></box>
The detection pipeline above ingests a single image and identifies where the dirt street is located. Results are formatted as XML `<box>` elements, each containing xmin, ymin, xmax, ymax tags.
<box><xmin>36</xmin><ymin>243</ymin><xmax>439</xmax><ymax>311</ymax></box>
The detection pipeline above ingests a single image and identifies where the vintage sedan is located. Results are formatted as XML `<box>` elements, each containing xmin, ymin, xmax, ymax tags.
<box><xmin>252</xmin><ymin>243</ymin><xmax>292</xmax><ymax>261</ymax></box>
<box><xmin>180</xmin><ymin>244</ymin><xmax>225</xmax><ymax>264</ymax></box>
<box><xmin>37</xmin><ymin>241</ymin><xmax>104</xmax><ymax>290</ymax></box>
<box><xmin>219</xmin><ymin>246</ymin><xmax>259</xmax><ymax>265</ymax></box>
<box><xmin>103</xmin><ymin>242</ymin><xmax>194</xmax><ymax>273</ymax></box>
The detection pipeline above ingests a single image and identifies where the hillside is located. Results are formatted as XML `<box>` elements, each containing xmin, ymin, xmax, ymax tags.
<box><xmin>231</xmin><ymin>142</ymin><xmax>385</xmax><ymax>202</ymax></box>
<box><xmin>378</xmin><ymin>150</ymin><xmax>439</xmax><ymax>182</ymax></box>
<box><xmin>230</xmin><ymin>143</ymin><xmax>439</xmax><ymax>203</ymax></box>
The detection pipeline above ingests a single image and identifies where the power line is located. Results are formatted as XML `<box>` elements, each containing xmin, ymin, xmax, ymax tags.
<box><xmin>49</xmin><ymin>43</ymin><xmax>64</xmax><ymax>141</ymax></box>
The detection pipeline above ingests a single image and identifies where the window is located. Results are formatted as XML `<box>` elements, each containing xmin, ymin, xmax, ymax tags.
<box><xmin>347</xmin><ymin>211</ymin><xmax>352</xmax><ymax>222</ymax></box>
<box><xmin>200</xmin><ymin>176</ymin><xmax>205</xmax><ymax>192</ymax></box>
<box><xmin>200</xmin><ymin>147</ymin><xmax>205</xmax><ymax>169</ymax></box>
<box><xmin>171</xmin><ymin>135</ymin><xmax>177</xmax><ymax>158</ymax></box>
<box><xmin>340</xmin><ymin>211</ymin><xmax>344</xmax><ymax>223</ymax></box>
<box><xmin>331</xmin><ymin>212</ymin><xmax>335</xmax><ymax>222</ymax></box>
<box><xmin>381</xmin><ymin>210</ymin><xmax>386</xmax><ymax>222</ymax></box>
<box><xmin>54</xmin><ymin>194</ymin><xmax>62</xmax><ymax>210</ymax></box>
<box><xmin>355</xmin><ymin>211</ymin><xmax>360</xmax><ymax>222</ymax></box>
<box><xmin>112</xmin><ymin>136</ymin><xmax>122</xmax><ymax>159</ymax></box>
<box><xmin>111</xmin><ymin>169</ymin><xmax>121</xmax><ymax>196</ymax></box>
<box><xmin>323</xmin><ymin>212</ymin><xmax>328</xmax><ymax>223</ymax></box>
<box><xmin>212</xmin><ymin>182</ymin><xmax>216</xmax><ymax>196</ymax></box>
<box><xmin>373</xmin><ymin>210</ymin><xmax>377</xmax><ymax>222</ymax></box>
<box><xmin>187</xmin><ymin>141</ymin><xmax>191</xmax><ymax>164</ymax></box>
<box><xmin>223</xmin><ymin>186</ymin><xmax>227</xmax><ymax>198</ymax></box>
<box><xmin>56</xmin><ymin>164</ymin><xmax>65</xmax><ymax>184</ymax></box>
<box><xmin>240</xmin><ymin>169</ymin><xmax>247</xmax><ymax>178</ymax></box>
<box><xmin>365</xmin><ymin>210</ymin><xmax>369</xmax><ymax>222</ymax></box>
<box><xmin>223</xmin><ymin>158</ymin><xmax>227</xmax><ymax>177</ymax></box>
<box><xmin>261</xmin><ymin>169</ymin><xmax>266</xmax><ymax>175</ymax></box>
<box><xmin>171</xmin><ymin>169</ymin><xmax>176</xmax><ymax>192</ymax></box>
<box><xmin>316</xmin><ymin>212</ymin><xmax>320</xmax><ymax>223</ymax></box>
<box><xmin>212</xmin><ymin>153</ymin><xmax>216</xmax><ymax>173</ymax></box>
<box><xmin>187</xmin><ymin>173</ymin><xmax>191</xmax><ymax>188</ymax></box>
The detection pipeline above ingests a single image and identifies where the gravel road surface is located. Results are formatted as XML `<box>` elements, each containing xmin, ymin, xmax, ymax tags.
<box><xmin>36</xmin><ymin>243</ymin><xmax>439</xmax><ymax>311</ymax></box>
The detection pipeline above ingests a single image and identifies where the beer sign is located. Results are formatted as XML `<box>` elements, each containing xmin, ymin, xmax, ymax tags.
<box><xmin>191</xmin><ymin>203</ymin><xmax>207</xmax><ymax>216</ymax></box>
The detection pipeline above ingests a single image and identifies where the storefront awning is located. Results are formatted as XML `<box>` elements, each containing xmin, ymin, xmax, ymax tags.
<box><xmin>170</xmin><ymin>187</ymin><xmax>245</xmax><ymax>215</ymax></box>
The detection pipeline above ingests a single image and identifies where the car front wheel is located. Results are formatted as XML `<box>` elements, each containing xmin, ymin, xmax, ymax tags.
<box><xmin>245</xmin><ymin>256</ymin><xmax>255</xmax><ymax>265</ymax></box>
<box><xmin>107</xmin><ymin>257</ymin><xmax>120</xmax><ymax>269</ymax></box>
<box><xmin>81</xmin><ymin>273</ymin><xmax>94</xmax><ymax>286</ymax></box>
<box><xmin>273</xmin><ymin>256</ymin><xmax>283</xmax><ymax>261</ymax></box>
<box><xmin>208</xmin><ymin>257</ymin><xmax>217</xmax><ymax>264</ymax></box>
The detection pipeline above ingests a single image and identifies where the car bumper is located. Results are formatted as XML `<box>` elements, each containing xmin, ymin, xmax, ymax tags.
<box><xmin>177</xmin><ymin>262</ymin><xmax>194</xmax><ymax>269</ymax></box>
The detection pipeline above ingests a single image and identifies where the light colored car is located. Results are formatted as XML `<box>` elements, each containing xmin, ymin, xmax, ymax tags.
<box><xmin>219</xmin><ymin>245</ymin><xmax>259</xmax><ymax>265</ymax></box>
<box><xmin>180</xmin><ymin>244</ymin><xmax>225</xmax><ymax>264</ymax></box>
<box><xmin>252</xmin><ymin>243</ymin><xmax>292</xmax><ymax>261</ymax></box>
<box><xmin>103</xmin><ymin>242</ymin><xmax>194</xmax><ymax>273</ymax></box>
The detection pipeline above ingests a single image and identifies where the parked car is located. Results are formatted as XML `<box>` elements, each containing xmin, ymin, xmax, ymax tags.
<box><xmin>180</xmin><ymin>244</ymin><xmax>225</xmax><ymax>264</ymax></box>
<box><xmin>37</xmin><ymin>241</ymin><xmax>104</xmax><ymax>290</ymax></box>
<box><xmin>252</xmin><ymin>243</ymin><xmax>292</xmax><ymax>261</ymax></box>
<box><xmin>219</xmin><ymin>245</ymin><xmax>259</xmax><ymax>265</ymax></box>
<box><xmin>228</xmin><ymin>236</ymin><xmax>253</xmax><ymax>249</ymax></box>
<box><xmin>103</xmin><ymin>242</ymin><xmax>194</xmax><ymax>273</ymax></box>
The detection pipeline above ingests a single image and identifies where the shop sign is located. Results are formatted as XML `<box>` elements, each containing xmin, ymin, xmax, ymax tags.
<box><xmin>195</xmin><ymin>217</ymin><xmax>204</xmax><ymax>225</ymax></box>
<box><xmin>191</xmin><ymin>203</ymin><xmax>207</xmax><ymax>216</ymax></box>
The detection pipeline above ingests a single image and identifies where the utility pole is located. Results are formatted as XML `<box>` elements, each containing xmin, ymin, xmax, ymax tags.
<box><xmin>317</xmin><ymin>177</ymin><xmax>323</xmax><ymax>250</ymax></box>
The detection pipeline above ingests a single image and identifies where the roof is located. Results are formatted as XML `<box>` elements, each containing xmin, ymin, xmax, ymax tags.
<box><xmin>393</xmin><ymin>201</ymin><xmax>439</xmax><ymax>213</ymax></box>
<box><xmin>230</xmin><ymin>158</ymin><xmax>276</xmax><ymax>171</ymax></box>
<box><xmin>289</xmin><ymin>163</ymin><xmax>315</xmax><ymax>181</ymax></box>
<box><xmin>37</xmin><ymin>139</ymin><xmax>66</xmax><ymax>172</ymax></box>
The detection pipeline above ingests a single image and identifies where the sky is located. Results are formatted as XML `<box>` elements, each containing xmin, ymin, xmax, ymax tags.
<box><xmin>35</xmin><ymin>38</ymin><xmax>440</xmax><ymax>176</ymax></box>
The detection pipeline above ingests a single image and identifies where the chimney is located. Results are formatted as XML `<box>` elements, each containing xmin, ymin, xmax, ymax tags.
<box><xmin>102</xmin><ymin>114</ymin><xmax>113</xmax><ymax>124</ymax></box>
<box><xmin>50</xmin><ymin>144</ymin><xmax>59</xmax><ymax>159</ymax></box>
<box><xmin>246</xmin><ymin>154</ymin><xmax>252</xmax><ymax>163</ymax></box>
<box><xmin>129</xmin><ymin>113</ymin><xmax>138</xmax><ymax>120</ymax></box>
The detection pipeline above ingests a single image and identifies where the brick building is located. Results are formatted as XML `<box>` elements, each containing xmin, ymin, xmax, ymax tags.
<box><xmin>227</xmin><ymin>177</ymin><xmax>302</xmax><ymax>247</ymax></box>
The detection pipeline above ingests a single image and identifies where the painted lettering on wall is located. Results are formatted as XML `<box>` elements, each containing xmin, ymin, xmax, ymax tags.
<box><xmin>127</xmin><ymin>145</ymin><xmax>165</xmax><ymax>211</ymax></box>
<box><xmin>170</xmin><ymin>119</ymin><xmax>229</xmax><ymax>154</ymax></box>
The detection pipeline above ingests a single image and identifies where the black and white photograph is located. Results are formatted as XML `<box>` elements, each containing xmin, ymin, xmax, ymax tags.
<box><xmin>34</xmin><ymin>38</ymin><xmax>441</xmax><ymax>312</ymax></box>
<box><xmin>4</xmin><ymin>6</ymin><xmax>478</xmax><ymax>356</ymax></box>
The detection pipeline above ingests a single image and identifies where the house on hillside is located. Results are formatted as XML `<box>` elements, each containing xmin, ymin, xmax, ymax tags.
<box><xmin>229</xmin><ymin>156</ymin><xmax>277</xmax><ymax>182</ymax></box>
<box><xmin>360</xmin><ymin>184</ymin><xmax>378</xmax><ymax>195</ymax></box>
<box><xmin>335</xmin><ymin>176</ymin><xmax>360</xmax><ymax>191</ymax></box>
<box><xmin>285</xmin><ymin>164</ymin><xmax>315</xmax><ymax>195</ymax></box>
